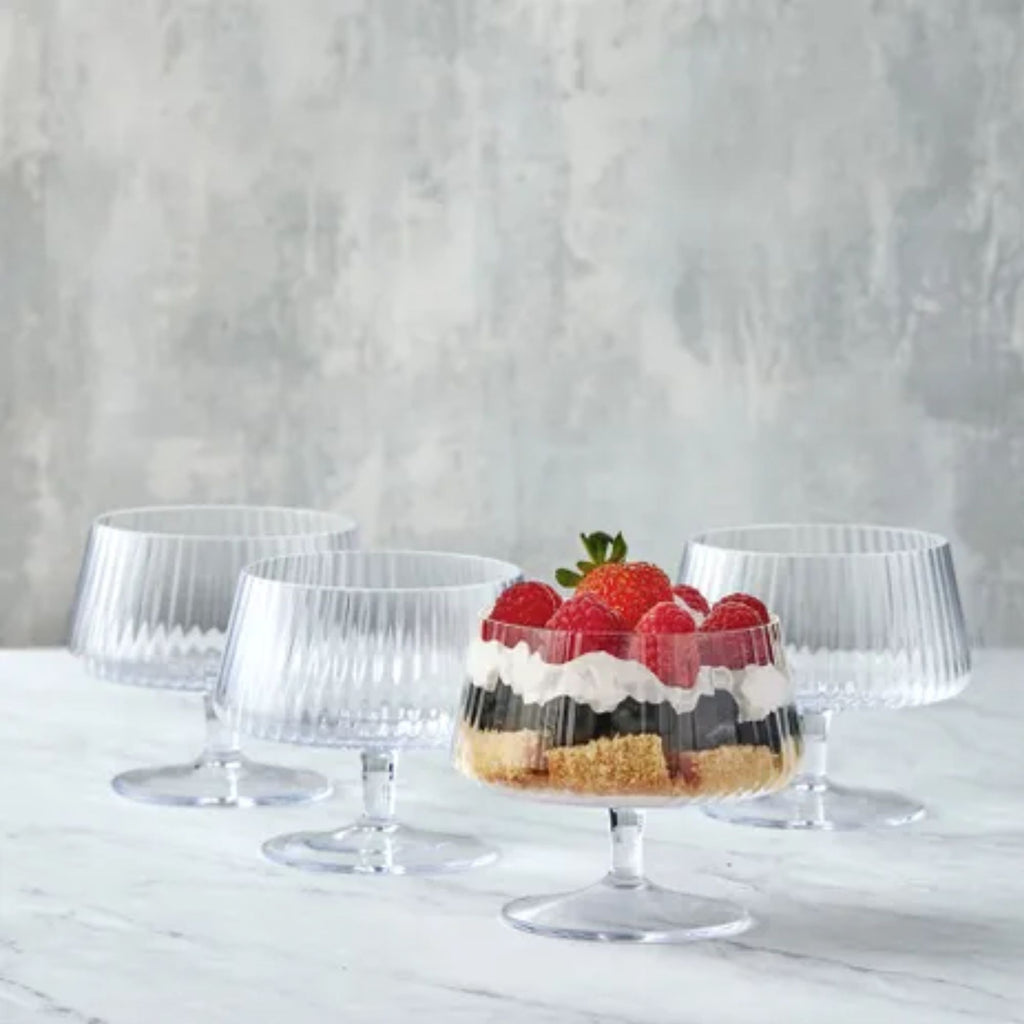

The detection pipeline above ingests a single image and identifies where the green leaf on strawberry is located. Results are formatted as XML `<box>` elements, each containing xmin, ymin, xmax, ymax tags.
<box><xmin>609</xmin><ymin>531</ymin><xmax>627</xmax><ymax>563</ymax></box>
<box><xmin>558</xmin><ymin>530</ymin><xmax>629</xmax><ymax>588</ymax></box>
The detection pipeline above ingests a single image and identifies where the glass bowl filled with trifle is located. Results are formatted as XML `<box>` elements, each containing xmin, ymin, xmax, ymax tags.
<box><xmin>452</xmin><ymin>531</ymin><xmax>803</xmax><ymax>943</ymax></box>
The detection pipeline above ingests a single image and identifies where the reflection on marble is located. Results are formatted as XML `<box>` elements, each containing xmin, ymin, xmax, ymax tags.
<box><xmin>1</xmin><ymin>650</ymin><xmax>1022</xmax><ymax>1023</ymax></box>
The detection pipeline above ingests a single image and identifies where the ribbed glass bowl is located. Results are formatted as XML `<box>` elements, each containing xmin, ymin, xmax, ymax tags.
<box><xmin>68</xmin><ymin>504</ymin><xmax>358</xmax><ymax>807</ymax></box>
<box><xmin>215</xmin><ymin>549</ymin><xmax>522</xmax><ymax>875</ymax></box>
<box><xmin>453</xmin><ymin>617</ymin><xmax>802</xmax><ymax>942</ymax></box>
<box><xmin>679</xmin><ymin>523</ymin><xmax>971</xmax><ymax>830</ymax></box>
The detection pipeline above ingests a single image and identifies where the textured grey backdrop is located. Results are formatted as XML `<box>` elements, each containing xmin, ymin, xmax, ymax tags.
<box><xmin>2</xmin><ymin>1</ymin><xmax>1023</xmax><ymax>646</ymax></box>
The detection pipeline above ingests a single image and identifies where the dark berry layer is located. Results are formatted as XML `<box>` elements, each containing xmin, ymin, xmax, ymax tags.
<box><xmin>461</xmin><ymin>679</ymin><xmax>800</xmax><ymax>755</ymax></box>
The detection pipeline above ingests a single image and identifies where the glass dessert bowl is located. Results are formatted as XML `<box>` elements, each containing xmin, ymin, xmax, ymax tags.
<box><xmin>215</xmin><ymin>549</ymin><xmax>522</xmax><ymax>874</ymax></box>
<box><xmin>68</xmin><ymin>504</ymin><xmax>358</xmax><ymax>807</ymax></box>
<box><xmin>452</xmin><ymin>532</ymin><xmax>803</xmax><ymax>942</ymax></box>
<box><xmin>679</xmin><ymin>524</ymin><xmax>972</xmax><ymax>830</ymax></box>
<box><xmin>457</xmin><ymin>619</ymin><xmax>800</xmax><ymax>804</ymax></box>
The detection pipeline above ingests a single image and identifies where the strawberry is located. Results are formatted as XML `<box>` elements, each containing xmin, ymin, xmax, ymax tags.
<box><xmin>714</xmin><ymin>592</ymin><xmax>769</xmax><ymax>624</ymax></box>
<box><xmin>553</xmin><ymin>530</ymin><xmax>681</xmax><ymax>629</ymax></box>
<box><xmin>672</xmin><ymin>584</ymin><xmax>711</xmax><ymax>617</ymax></box>
<box><xmin>544</xmin><ymin>593</ymin><xmax>627</xmax><ymax>661</ymax></box>
<box><xmin>576</xmin><ymin>562</ymin><xmax>673</xmax><ymax>628</ymax></box>
<box><xmin>633</xmin><ymin>601</ymin><xmax>699</xmax><ymax>688</ymax></box>
<box><xmin>555</xmin><ymin>528</ymin><xmax>673</xmax><ymax>628</ymax></box>
<box><xmin>700</xmin><ymin>600</ymin><xmax>771</xmax><ymax>669</ymax></box>
<box><xmin>487</xmin><ymin>581</ymin><xmax>562</xmax><ymax>629</ymax></box>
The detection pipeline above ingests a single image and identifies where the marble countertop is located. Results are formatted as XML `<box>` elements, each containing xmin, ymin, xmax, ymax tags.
<box><xmin>2</xmin><ymin>649</ymin><xmax>1022</xmax><ymax>1024</ymax></box>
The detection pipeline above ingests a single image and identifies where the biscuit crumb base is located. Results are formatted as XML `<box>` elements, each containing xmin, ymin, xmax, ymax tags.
<box><xmin>546</xmin><ymin>734</ymin><xmax>670</xmax><ymax>794</ymax></box>
<box><xmin>454</xmin><ymin>727</ymin><xmax>544</xmax><ymax>784</ymax></box>
<box><xmin>671</xmin><ymin>743</ymin><xmax>795</xmax><ymax>796</ymax></box>
<box><xmin>456</xmin><ymin>725</ymin><xmax>798</xmax><ymax>798</ymax></box>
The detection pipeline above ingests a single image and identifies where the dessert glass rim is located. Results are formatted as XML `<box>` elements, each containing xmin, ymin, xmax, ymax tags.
<box><xmin>688</xmin><ymin>522</ymin><xmax>950</xmax><ymax>559</ymax></box>
<box><xmin>239</xmin><ymin>549</ymin><xmax>523</xmax><ymax>594</ymax></box>
<box><xmin>91</xmin><ymin>504</ymin><xmax>358</xmax><ymax>542</ymax></box>
<box><xmin>480</xmin><ymin>613</ymin><xmax>782</xmax><ymax>641</ymax></box>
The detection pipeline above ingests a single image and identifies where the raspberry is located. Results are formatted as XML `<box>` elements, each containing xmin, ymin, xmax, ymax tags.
<box><xmin>635</xmin><ymin>601</ymin><xmax>696</xmax><ymax>635</ymax></box>
<box><xmin>576</xmin><ymin>562</ymin><xmax>673</xmax><ymax>628</ymax></box>
<box><xmin>487</xmin><ymin>581</ymin><xmax>562</xmax><ymax>632</ymax></box>
<box><xmin>633</xmin><ymin>601</ymin><xmax>699</xmax><ymax>688</ymax></box>
<box><xmin>700</xmin><ymin>600</ymin><xmax>771</xmax><ymax>669</ymax></box>
<box><xmin>544</xmin><ymin>593</ymin><xmax>627</xmax><ymax>661</ymax></box>
<box><xmin>672</xmin><ymin>584</ymin><xmax>711</xmax><ymax>616</ymax></box>
<box><xmin>714</xmin><ymin>592</ymin><xmax>769</xmax><ymax>624</ymax></box>
<box><xmin>701</xmin><ymin>601</ymin><xmax>763</xmax><ymax>632</ymax></box>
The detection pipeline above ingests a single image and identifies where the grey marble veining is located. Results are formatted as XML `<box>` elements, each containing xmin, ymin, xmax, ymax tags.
<box><xmin>1</xmin><ymin>648</ymin><xmax>1022</xmax><ymax>1023</ymax></box>
<box><xmin>3</xmin><ymin>2</ymin><xmax>1024</xmax><ymax>646</ymax></box>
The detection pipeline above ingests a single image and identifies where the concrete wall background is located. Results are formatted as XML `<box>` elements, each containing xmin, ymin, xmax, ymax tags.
<box><xmin>3</xmin><ymin>0</ymin><xmax>1024</xmax><ymax>646</ymax></box>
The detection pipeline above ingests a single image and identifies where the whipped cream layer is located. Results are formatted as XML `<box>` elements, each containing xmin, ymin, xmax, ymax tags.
<box><xmin>467</xmin><ymin>639</ymin><xmax>792</xmax><ymax>723</ymax></box>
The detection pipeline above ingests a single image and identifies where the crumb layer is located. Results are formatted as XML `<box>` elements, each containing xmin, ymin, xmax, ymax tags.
<box><xmin>456</xmin><ymin>725</ymin><xmax>799</xmax><ymax>798</ymax></box>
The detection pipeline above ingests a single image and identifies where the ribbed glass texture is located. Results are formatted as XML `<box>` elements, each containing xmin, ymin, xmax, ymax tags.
<box><xmin>216</xmin><ymin>551</ymin><xmax>524</xmax><ymax>750</ymax></box>
<box><xmin>69</xmin><ymin>506</ymin><xmax>359</xmax><ymax>690</ymax></box>
<box><xmin>679</xmin><ymin>524</ymin><xmax>971</xmax><ymax>713</ymax></box>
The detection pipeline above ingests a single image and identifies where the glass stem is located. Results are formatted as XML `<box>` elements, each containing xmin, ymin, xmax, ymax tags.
<box><xmin>201</xmin><ymin>691</ymin><xmax>244</xmax><ymax>767</ymax></box>
<box><xmin>797</xmin><ymin>710</ymin><xmax>831</xmax><ymax>791</ymax></box>
<box><xmin>606</xmin><ymin>808</ymin><xmax>646</xmax><ymax>889</ymax></box>
<box><xmin>360</xmin><ymin>749</ymin><xmax>399</xmax><ymax>829</ymax></box>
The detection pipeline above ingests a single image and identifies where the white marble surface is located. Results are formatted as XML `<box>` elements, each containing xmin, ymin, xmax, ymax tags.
<box><xmin>2</xmin><ymin>649</ymin><xmax>1022</xmax><ymax>1024</ymax></box>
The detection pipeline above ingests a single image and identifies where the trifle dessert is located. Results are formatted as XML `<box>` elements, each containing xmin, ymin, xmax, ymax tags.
<box><xmin>454</xmin><ymin>531</ymin><xmax>802</xmax><ymax>804</ymax></box>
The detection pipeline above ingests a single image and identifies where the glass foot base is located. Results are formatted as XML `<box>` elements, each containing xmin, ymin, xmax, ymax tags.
<box><xmin>262</xmin><ymin>821</ymin><xmax>499</xmax><ymax>875</ymax></box>
<box><xmin>502</xmin><ymin>877</ymin><xmax>753</xmax><ymax>943</ymax></box>
<box><xmin>704</xmin><ymin>779</ymin><xmax>926</xmax><ymax>831</ymax></box>
<box><xmin>111</xmin><ymin>756</ymin><xmax>333</xmax><ymax>808</ymax></box>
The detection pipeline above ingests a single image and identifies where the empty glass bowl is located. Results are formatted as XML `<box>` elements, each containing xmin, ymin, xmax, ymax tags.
<box><xmin>215</xmin><ymin>549</ymin><xmax>522</xmax><ymax>874</ymax></box>
<box><xmin>679</xmin><ymin>524</ymin><xmax>971</xmax><ymax>830</ymax></box>
<box><xmin>68</xmin><ymin>505</ymin><xmax>358</xmax><ymax>807</ymax></box>
<box><xmin>453</xmin><ymin>617</ymin><xmax>802</xmax><ymax>941</ymax></box>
